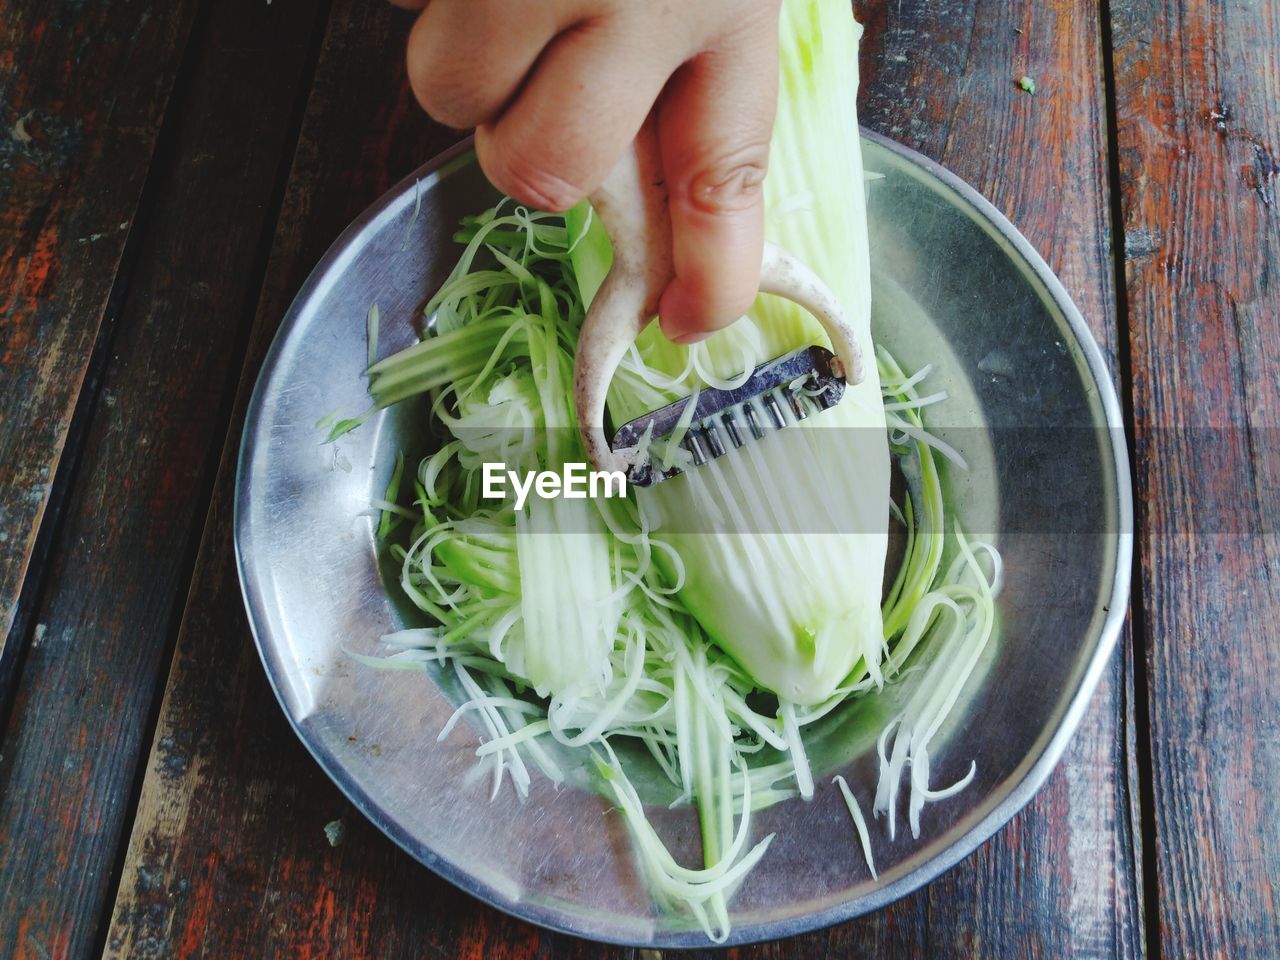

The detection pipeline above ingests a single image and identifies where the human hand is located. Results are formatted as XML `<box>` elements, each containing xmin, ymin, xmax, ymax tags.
<box><xmin>393</xmin><ymin>0</ymin><xmax>782</xmax><ymax>344</ymax></box>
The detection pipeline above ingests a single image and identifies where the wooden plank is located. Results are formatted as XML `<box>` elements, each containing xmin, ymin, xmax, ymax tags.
<box><xmin>104</xmin><ymin>0</ymin><xmax>1142</xmax><ymax>956</ymax></box>
<box><xmin>782</xmin><ymin>0</ymin><xmax>1145</xmax><ymax>953</ymax></box>
<box><xmin>1109</xmin><ymin>0</ymin><xmax>1280</xmax><ymax>952</ymax></box>
<box><xmin>100</xmin><ymin>2</ymin><xmax>474</xmax><ymax>953</ymax></box>
<box><xmin>0</xmin><ymin>0</ymin><xmax>329</xmax><ymax>956</ymax></box>
<box><xmin>0</xmin><ymin>0</ymin><xmax>203</xmax><ymax>665</ymax></box>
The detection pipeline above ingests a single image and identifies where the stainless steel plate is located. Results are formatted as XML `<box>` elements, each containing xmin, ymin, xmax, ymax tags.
<box><xmin>235</xmin><ymin>133</ymin><xmax>1132</xmax><ymax>946</ymax></box>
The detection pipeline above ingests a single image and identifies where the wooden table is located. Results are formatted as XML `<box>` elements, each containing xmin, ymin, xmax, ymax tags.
<box><xmin>1</xmin><ymin>0</ymin><xmax>1276</xmax><ymax>956</ymax></box>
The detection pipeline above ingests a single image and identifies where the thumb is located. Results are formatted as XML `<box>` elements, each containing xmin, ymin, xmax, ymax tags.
<box><xmin>656</xmin><ymin>10</ymin><xmax>780</xmax><ymax>345</ymax></box>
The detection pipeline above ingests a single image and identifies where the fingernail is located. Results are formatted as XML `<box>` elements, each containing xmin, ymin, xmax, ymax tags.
<box><xmin>671</xmin><ymin>329</ymin><xmax>713</xmax><ymax>345</ymax></box>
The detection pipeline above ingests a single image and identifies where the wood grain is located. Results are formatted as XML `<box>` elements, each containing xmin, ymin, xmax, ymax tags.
<box><xmin>775</xmin><ymin>0</ymin><xmax>1147</xmax><ymax>952</ymax></box>
<box><xmin>0</xmin><ymin>0</ymin><xmax>329</xmax><ymax>956</ymax></box>
<box><xmin>102</xmin><ymin>0</ymin><xmax>1144</xmax><ymax>957</ymax></box>
<box><xmin>1109</xmin><ymin>0</ymin><xmax>1280</xmax><ymax>951</ymax></box>
<box><xmin>0</xmin><ymin>0</ymin><xmax>202</xmax><ymax>671</ymax></box>
<box><xmin>101</xmin><ymin>1</ymin><xmax>474</xmax><ymax>955</ymax></box>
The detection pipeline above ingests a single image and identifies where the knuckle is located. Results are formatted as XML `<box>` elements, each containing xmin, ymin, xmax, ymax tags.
<box><xmin>434</xmin><ymin>96</ymin><xmax>487</xmax><ymax>130</ymax></box>
<box><xmin>678</xmin><ymin>151</ymin><xmax>769</xmax><ymax>216</ymax></box>
<box><xmin>406</xmin><ymin>23</ymin><xmax>487</xmax><ymax>128</ymax></box>
<box><xmin>406</xmin><ymin>59</ymin><xmax>473</xmax><ymax>128</ymax></box>
<box><xmin>413</xmin><ymin>86</ymin><xmax>474</xmax><ymax>129</ymax></box>
<box><xmin>478</xmin><ymin>144</ymin><xmax>586</xmax><ymax>212</ymax></box>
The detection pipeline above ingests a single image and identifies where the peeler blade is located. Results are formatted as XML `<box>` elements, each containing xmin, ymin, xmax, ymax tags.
<box><xmin>610</xmin><ymin>345</ymin><xmax>847</xmax><ymax>487</ymax></box>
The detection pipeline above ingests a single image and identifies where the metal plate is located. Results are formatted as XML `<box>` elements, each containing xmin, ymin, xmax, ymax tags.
<box><xmin>235</xmin><ymin>132</ymin><xmax>1132</xmax><ymax>947</ymax></box>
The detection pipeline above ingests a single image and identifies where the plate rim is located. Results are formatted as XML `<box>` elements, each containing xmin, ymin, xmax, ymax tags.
<box><xmin>234</xmin><ymin>130</ymin><xmax>1134</xmax><ymax>947</ymax></box>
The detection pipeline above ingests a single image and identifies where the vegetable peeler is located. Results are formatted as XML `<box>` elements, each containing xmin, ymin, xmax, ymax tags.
<box><xmin>572</xmin><ymin>121</ymin><xmax>866</xmax><ymax>485</ymax></box>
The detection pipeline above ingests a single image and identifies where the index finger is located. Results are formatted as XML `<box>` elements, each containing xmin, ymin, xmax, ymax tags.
<box><xmin>656</xmin><ymin>9</ymin><xmax>780</xmax><ymax>343</ymax></box>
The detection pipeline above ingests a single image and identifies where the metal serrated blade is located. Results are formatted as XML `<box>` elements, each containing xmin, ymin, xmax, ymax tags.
<box><xmin>610</xmin><ymin>345</ymin><xmax>847</xmax><ymax>487</ymax></box>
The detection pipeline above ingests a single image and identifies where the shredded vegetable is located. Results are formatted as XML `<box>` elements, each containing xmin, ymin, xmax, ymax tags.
<box><xmin>343</xmin><ymin>202</ymin><xmax>1000</xmax><ymax>938</ymax></box>
<box><xmin>334</xmin><ymin>0</ymin><xmax>1003</xmax><ymax>941</ymax></box>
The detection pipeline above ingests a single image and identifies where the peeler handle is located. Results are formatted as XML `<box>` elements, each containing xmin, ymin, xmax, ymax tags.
<box><xmin>572</xmin><ymin>121</ymin><xmax>865</xmax><ymax>473</ymax></box>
